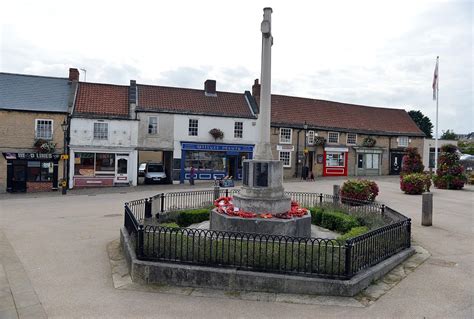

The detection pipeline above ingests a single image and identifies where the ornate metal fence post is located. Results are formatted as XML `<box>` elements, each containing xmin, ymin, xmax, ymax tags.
<box><xmin>319</xmin><ymin>193</ymin><xmax>323</xmax><ymax>205</ymax></box>
<box><xmin>160</xmin><ymin>193</ymin><xmax>165</xmax><ymax>213</ymax></box>
<box><xmin>145</xmin><ymin>198</ymin><xmax>152</xmax><ymax>219</ymax></box>
<box><xmin>381</xmin><ymin>204</ymin><xmax>385</xmax><ymax>216</ymax></box>
<box><xmin>225</xmin><ymin>189</ymin><xmax>229</xmax><ymax>197</ymax></box>
<box><xmin>406</xmin><ymin>219</ymin><xmax>412</xmax><ymax>248</ymax></box>
<box><xmin>345</xmin><ymin>240</ymin><xmax>354</xmax><ymax>278</ymax></box>
<box><xmin>213</xmin><ymin>185</ymin><xmax>220</xmax><ymax>200</ymax></box>
<box><xmin>137</xmin><ymin>225</ymin><xmax>145</xmax><ymax>258</ymax></box>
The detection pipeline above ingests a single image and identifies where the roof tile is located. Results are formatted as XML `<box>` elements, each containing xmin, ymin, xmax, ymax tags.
<box><xmin>74</xmin><ymin>82</ymin><xmax>129</xmax><ymax>117</ymax></box>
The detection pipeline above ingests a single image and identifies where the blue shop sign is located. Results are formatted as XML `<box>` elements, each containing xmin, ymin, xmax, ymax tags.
<box><xmin>181</xmin><ymin>143</ymin><xmax>254</xmax><ymax>153</ymax></box>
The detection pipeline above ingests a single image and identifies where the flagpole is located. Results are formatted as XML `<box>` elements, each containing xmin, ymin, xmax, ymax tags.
<box><xmin>434</xmin><ymin>56</ymin><xmax>439</xmax><ymax>172</ymax></box>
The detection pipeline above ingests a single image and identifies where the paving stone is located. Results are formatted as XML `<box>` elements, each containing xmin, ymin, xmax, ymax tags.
<box><xmin>17</xmin><ymin>303</ymin><xmax>47</xmax><ymax>319</ymax></box>
<box><xmin>0</xmin><ymin>307</ymin><xmax>18</xmax><ymax>319</ymax></box>
<box><xmin>0</xmin><ymin>294</ymin><xmax>15</xmax><ymax>311</ymax></box>
<box><xmin>276</xmin><ymin>293</ymin><xmax>364</xmax><ymax>307</ymax></box>
<box><xmin>11</xmin><ymin>290</ymin><xmax>39</xmax><ymax>309</ymax></box>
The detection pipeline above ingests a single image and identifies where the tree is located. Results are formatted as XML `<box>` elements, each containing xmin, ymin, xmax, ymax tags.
<box><xmin>440</xmin><ymin>129</ymin><xmax>457</xmax><ymax>140</ymax></box>
<box><xmin>408</xmin><ymin>110</ymin><xmax>433</xmax><ymax>138</ymax></box>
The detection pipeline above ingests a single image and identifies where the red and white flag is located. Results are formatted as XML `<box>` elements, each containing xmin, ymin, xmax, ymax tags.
<box><xmin>432</xmin><ymin>57</ymin><xmax>439</xmax><ymax>100</ymax></box>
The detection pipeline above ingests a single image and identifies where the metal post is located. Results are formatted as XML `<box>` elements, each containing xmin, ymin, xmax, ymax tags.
<box><xmin>213</xmin><ymin>185</ymin><xmax>220</xmax><ymax>200</ymax></box>
<box><xmin>333</xmin><ymin>185</ymin><xmax>340</xmax><ymax>204</ymax></box>
<box><xmin>345</xmin><ymin>240</ymin><xmax>353</xmax><ymax>278</ymax></box>
<box><xmin>160</xmin><ymin>193</ymin><xmax>165</xmax><ymax>213</ymax></box>
<box><xmin>145</xmin><ymin>198</ymin><xmax>152</xmax><ymax>219</ymax></box>
<box><xmin>137</xmin><ymin>225</ymin><xmax>144</xmax><ymax>258</ymax></box>
<box><xmin>381</xmin><ymin>204</ymin><xmax>385</xmax><ymax>216</ymax></box>
<box><xmin>62</xmin><ymin>125</ymin><xmax>67</xmax><ymax>195</ymax></box>
<box><xmin>225</xmin><ymin>189</ymin><xmax>229</xmax><ymax>197</ymax></box>
<box><xmin>319</xmin><ymin>193</ymin><xmax>323</xmax><ymax>204</ymax></box>
<box><xmin>422</xmin><ymin>192</ymin><xmax>433</xmax><ymax>226</ymax></box>
<box><xmin>406</xmin><ymin>219</ymin><xmax>412</xmax><ymax>248</ymax></box>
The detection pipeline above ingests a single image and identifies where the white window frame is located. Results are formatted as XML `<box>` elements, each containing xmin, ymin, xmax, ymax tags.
<box><xmin>35</xmin><ymin>119</ymin><xmax>53</xmax><ymax>140</ymax></box>
<box><xmin>347</xmin><ymin>133</ymin><xmax>357</xmax><ymax>145</ymax></box>
<box><xmin>279</xmin><ymin>151</ymin><xmax>291</xmax><ymax>167</ymax></box>
<box><xmin>398</xmin><ymin>136</ymin><xmax>409</xmax><ymax>147</ymax></box>
<box><xmin>307</xmin><ymin>130</ymin><xmax>315</xmax><ymax>145</ymax></box>
<box><xmin>328</xmin><ymin>132</ymin><xmax>339</xmax><ymax>144</ymax></box>
<box><xmin>148</xmin><ymin>116</ymin><xmax>158</xmax><ymax>135</ymax></box>
<box><xmin>234</xmin><ymin>121</ymin><xmax>243</xmax><ymax>138</ymax></box>
<box><xmin>279</xmin><ymin>128</ymin><xmax>292</xmax><ymax>144</ymax></box>
<box><xmin>326</xmin><ymin>152</ymin><xmax>345</xmax><ymax>167</ymax></box>
<box><xmin>93</xmin><ymin>122</ymin><xmax>108</xmax><ymax>140</ymax></box>
<box><xmin>188</xmin><ymin>119</ymin><xmax>199</xmax><ymax>136</ymax></box>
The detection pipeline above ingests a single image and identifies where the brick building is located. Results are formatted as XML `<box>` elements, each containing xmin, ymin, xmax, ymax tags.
<box><xmin>0</xmin><ymin>70</ymin><xmax>77</xmax><ymax>193</ymax></box>
<box><xmin>252</xmin><ymin>80</ymin><xmax>425</xmax><ymax>179</ymax></box>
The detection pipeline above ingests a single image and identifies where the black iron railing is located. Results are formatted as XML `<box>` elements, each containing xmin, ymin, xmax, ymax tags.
<box><xmin>124</xmin><ymin>190</ymin><xmax>411</xmax><ymax>280</ymax></box>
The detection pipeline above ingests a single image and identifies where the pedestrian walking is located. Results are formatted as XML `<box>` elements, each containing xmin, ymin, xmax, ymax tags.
<box><xmin>190</xmin><ymin>166</ymin><xmax>196</xmax><ymax>186</ymax></box>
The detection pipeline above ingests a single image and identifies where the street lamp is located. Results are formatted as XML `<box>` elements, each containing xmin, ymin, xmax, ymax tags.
<box><xmin>61</xmin><ymin>119</ymin><xmax>69</xmax><ymax>195</ymax></box>
<box><xmin>302</xmin><ymin>121</ymin><xmax>308</xmax><ymax>179</ymax></box>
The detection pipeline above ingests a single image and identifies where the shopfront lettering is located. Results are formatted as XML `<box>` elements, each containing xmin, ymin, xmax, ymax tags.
<box><xmin>181</xmin><ymin>143</ymin><xmax>253</xmax><ymax>152</ymax></box>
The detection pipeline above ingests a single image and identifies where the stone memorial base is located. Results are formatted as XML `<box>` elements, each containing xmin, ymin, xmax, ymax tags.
<box><xmin>210</xmin><ymin>209</ymin><xmax>312</xmax><ymax>237</ymax></box>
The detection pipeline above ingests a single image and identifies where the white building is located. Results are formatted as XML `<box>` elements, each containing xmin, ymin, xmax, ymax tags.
<box><xmin>422</xmin><ymin>138</ymin><xmax>458</xmax><ymax>170</ymax></box>
<box><xmin>135</xmin><ymin>80</ymin><xmax>258</xmax><ymax>183</ymax></box>
<box><xmin>68</xmin><ymin>82</ymin><xmax>138</xmax><ymax>188</ymax></box>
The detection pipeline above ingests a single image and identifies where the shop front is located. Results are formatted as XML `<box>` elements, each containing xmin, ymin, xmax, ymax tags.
<box><xmin>323</xmin><ymin>147</ymin><xmax>348</xmax><ymax>176</ymax></box>
<box><xmin>178</xmin><ymin>142</ymin><xmax>254</xmax><ymax>183</ymax></box>
<box><xmin>3</xmin><ymin>152</ymin><xmax>60</xmax><ymax>193</ymax></box>
<box><xmin>70</xmin><ymin>150</ymin><xmax>137</xmax><ymax>188</ymax></box>
<box><xmin>354</xmin><ymin>147</ymin><xmax>384</xmax><ymax>176</ymax></box>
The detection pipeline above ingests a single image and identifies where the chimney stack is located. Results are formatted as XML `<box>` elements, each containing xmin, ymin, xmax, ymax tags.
<box><xmin>204</xmin><ymin>79</ymin><xmax>217</xmax><ymax>96</ymax></box>
<box><xmin>69</xmin><ymin>68</ymin><xmax>80</xmax><ymax>81</ymax></box>
<box><xmin>129</xmin><ymin>80</ymin><xmax>137</xmax><ymax>119</ymax></box>
<box><xmin>252</xmin><ymin>79</ymin><xmax>261</xmax><ymax>99</ymax></box>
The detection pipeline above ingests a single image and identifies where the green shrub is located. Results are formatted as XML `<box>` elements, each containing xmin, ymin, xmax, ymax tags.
<box><xmin>337</xmin><ymin>226</ymin><xmax>369</xmax><ymax>242</ymax></box>
<box><xmin>160</xmin><ymin>222</ymin><xmax>179</xmax><ymax>228</ymax></box>
<box><xmin>309</xmin><ymin>207</ymin><xmax>360</xmax><ymax>233</ymax></box>
<box><xmin>176</xmin><ymin>208</ymin><xmax>210</xmax><ymax>227</ymax></box>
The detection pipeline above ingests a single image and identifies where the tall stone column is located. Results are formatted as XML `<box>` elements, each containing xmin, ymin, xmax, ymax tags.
<box><xmin>254</xmin><ymin>7</ymin><xmax>274</xmax><ymax>160</ymax></box>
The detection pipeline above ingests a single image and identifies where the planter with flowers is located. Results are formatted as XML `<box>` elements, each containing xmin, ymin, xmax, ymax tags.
<box><xmin>209</xmin><ymin>128</ymin><xmax>224</xmax><ymax>141</ymax></box>
<box><xmin>433</xmin><ymin>144</ymin><xmax>467</xmax><ymax>189</ymax></box>
<box><xmin>362</xmin><ymin>137</ymin><xmax>376</xmax><ymax>147</ymax></box>
<box><xmin>314</xmin><ymin>136</ymin><xmax>326</xmax><ymax>146</ymax></box>
<box><xmin>34</xmin><ymin>139</ymin><xmax>56</xmax><ymax>154</ymax></box>
<box><xmin>340</xmin><ymin>179</ymin><xmax>379</xmax><ymax>205</ymax></box>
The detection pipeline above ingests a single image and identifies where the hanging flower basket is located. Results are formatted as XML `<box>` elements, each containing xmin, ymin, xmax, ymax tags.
<box><xmin>209</xmin><ymin>128</ymin><xmax>224</xmax><ymax>140</ymax></box>
<box><xmin>34</xmin><ymin>139</ymin><xmax>56</xmax><ymax>154</ymax></box>
<box><xmin>362</xmin><ymin>137</ymin><xmax>376</xmax><ymax>147</ymax></box>
<box><xmin>314</xmin><ymin>136</ymin><xmax>326</xmax><ymax>146</ymax></box>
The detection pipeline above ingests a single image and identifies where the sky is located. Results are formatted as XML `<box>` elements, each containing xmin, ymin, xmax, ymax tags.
<box><xmin>1</xmin><ymin>0</ymin><xmax>472</xmax><ymax>134</ymax></box>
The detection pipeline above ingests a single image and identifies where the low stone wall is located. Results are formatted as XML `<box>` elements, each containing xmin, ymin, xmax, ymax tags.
<box><xmin>121</xmin><ymin>227</ymin><xmax>415</xmax><ymax>297</ymax></box>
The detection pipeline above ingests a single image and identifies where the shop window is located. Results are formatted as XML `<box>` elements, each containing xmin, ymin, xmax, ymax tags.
<box><xmin>95</xmin><ymin>153</ymin><xmax>115</xmax><ymax>174</ymax></box>
<box><xmin>328</xmin><ymin>132</ymin><xmax>339</xmax><ymax>144</ymax></box>
<box><xmin>347</xmin><ymin>133</ymin><xmax>357</xmax><ymax>145</ymax></box>
<box><xmin>185</xmin><ymin>151</ymin><xmax>225</xmax><ymax>171</ymax></box>
<box><xmin>279</xmin><ymin>151</ymin><xmax>291</xmax><ymax>167</ymax></box>
<box><xmin>35</xmin><ymin>119</ymin><xmax>53</xmax><ymax>140</ymax></box>
<box><xmin>307</xmin><ymin>131</ymin><xmax>315</xmax><ymax>145</ymax></box>
<box><xmin>366</xmin><ymin>154</ymin><xmax>379</xmax><ymax>169</ymax></box>
<box><xmin>279</xmin><ymin>128</ymin><xmax>292</xmax><ymax>144</ymax></box>
<box><xmin>74</xmin><ymin>152</ymin><xmax>95</xmax><ymax>176</ymax></box>
<box><xmin>94</xmin><ymin>122</ymin><xmax>108</xmax><ymax>140</ymax></box>
<box><xmin>27</xmin><ymin>161</ymin><xmax>53</xmax><ymax>181</ymax></box>
<box><xmin>234</xmin><ymin>122</ymin><xmax>243</xmax><ymax>138</ymax></box>
<box><xmin>148</xmin><ymin>117</ymin><xmax>158</xmax><ymax>135</ymax></box>
<box><xmin>326</xmin><ymin>152</ymin><xmax>344</xmax><ymax>167</ymax></box>
<box><xmin>398</xmin><ymin>136</ymin><xmax>409</xmax><ymax>147</ymax></box>
<box><xmin>188</xmin><ymin>119</ymin><xmax>198</xmax><ymax>136</ymax></box>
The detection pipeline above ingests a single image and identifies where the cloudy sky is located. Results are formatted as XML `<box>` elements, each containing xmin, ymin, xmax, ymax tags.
<box><xmin>1</xmin><ymin>0</ymin><xmax>472</xmax><ymax>134</ymax></box>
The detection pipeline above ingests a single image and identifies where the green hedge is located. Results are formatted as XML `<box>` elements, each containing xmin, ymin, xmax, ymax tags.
<box><xmin>337</xmin><ymin>226</ymin><xmax>369</xmax><ymax>242</ymax></box>
<box><xmin>309</xmin><ymin>207</ymin><xmax>360</xmax><ymax>233</ymax></box>
<box><xmin>144</xmin><ymin>232</ymin><xmax>344</xmax><ymax>276</ymax></box>
<box><xmin>176</xmin><ymin>208</ymin><xmax>210</xmax><ymax>227</ymax></box>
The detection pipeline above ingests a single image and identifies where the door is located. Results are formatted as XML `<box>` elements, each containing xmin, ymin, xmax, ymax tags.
<box><xmin>12</xmin><ymin>162</ymin><xmax>27</xmax><ymax>192</ymax></box>
<box><xmin>390</xmin><ymin>152</ymin><xmax>404</xmax><ymax>175</ymax></box>
<box><xmin>227</xmin><ymin>156</ymin><xmax>238</xmax><ymax>179</ymax></box>
<box><xmin>115</xmin><ymin>156</ymin><xmax>129</xmax><ymax>183</ymax></box>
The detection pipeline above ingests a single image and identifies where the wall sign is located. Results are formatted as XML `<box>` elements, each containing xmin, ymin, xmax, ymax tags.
<box><xmin>317</xmin><ymin>154</ymin><xmax>324</xmax><ymax>164</ymax></box>
<box><xmin>181</xmin><ymin>142</ymin><xmax>254</xmax><ymax>152</ymax></box>
<box><xmin>2</xmin><ymin>152</ymin><xmax>61</xmax><ymax>161</ymax></box>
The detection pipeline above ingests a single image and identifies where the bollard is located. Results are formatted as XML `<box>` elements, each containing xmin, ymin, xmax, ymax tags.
<box><xmin>422</xmin><ymin>192</ymin><xmax>433</xmax><ymax>226</ymax></box>
<box><xmin>145</xmin><ymin>198</ymin><xmax>152</xmax><ymax>219</ymax></box>
<box><xmin>213</xmin><ymin>185</ymin><xmax>220</xmax><ymax>200</ymax></box>
<box><xmin>333</xmin><ymin>185</ymin><xmax>340</xmax><ymax>204</ymax></box>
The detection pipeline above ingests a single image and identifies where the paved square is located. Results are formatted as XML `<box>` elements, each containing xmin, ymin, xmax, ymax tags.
<box><xmin>0</xmin><ymin>177</ymin><xmax>472</xmax><ymax>318</ymax></box>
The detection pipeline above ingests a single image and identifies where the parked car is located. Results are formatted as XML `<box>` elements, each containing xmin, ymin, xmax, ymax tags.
<box><xmin>139</xmin><ymin>162</ymin><xmax>167</xmax><ymax>184</ymax></box>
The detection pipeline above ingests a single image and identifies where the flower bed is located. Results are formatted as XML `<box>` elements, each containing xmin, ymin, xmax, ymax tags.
<box><xmin>400</xmin><ymin>173</ymin><xmax>431</xmax><ymax>195</ymax></box>
<box><xmin>340</xmin><ymin>179</ymin><xmax>379</xmax><ymax>203</ymax></box>
<box><xmin>213</xmin><ymin>197</ymin><xmax>308</xmax><ymax>219</ymax></box>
